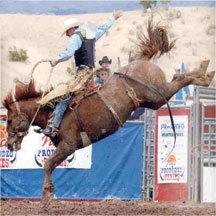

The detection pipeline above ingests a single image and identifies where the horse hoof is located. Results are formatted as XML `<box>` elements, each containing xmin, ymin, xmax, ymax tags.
<box><xmin>40</xmin><ymin>192</ymin><xmax>54</xmax><ymax>209</ymax></box>
<box><xmin>205</xmin><ymin>71</ymin><xmax>215</xmax><ymax>87</ymax></box>
<box><xmin>200</xmin><ymin>60</ymin><xmax>210</xmax><ymax>72</ymax></box>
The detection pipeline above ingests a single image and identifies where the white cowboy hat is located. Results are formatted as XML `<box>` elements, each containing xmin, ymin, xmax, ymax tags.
<box><xmin>61</xmin><ymin>18</ymin><xmax>83</xmax><ymax>37</ymax></box>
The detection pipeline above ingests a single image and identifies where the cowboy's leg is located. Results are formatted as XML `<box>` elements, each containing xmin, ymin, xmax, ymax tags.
<box><xmin>52</xmin><ymin>94</ymin><xmax>74</xmax><ymax>128</ymax></box>
<box><xmin>51</xmin><ymin>67</ymin><xmax>93</xmax><ymax>129</ymax></box>
<box><xmin>37</xmin><ymin>94</ymin><xmax>75</xmax><ymax>136</ymax></box>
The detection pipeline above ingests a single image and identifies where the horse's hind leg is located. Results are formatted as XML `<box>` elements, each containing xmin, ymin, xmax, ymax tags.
<box><xmin>184</xmin><ymin>60</ymin><xmax>215</xmax><ymax>87</ymax></box>
<box><xmin>40</xmin><ymin>141</ymin><xmax>75</xmax><ymax>208</ymax></box>
<box><xmin>171</xmin><ymin>60</ymin><xmax>215</xmax><ymax>88</ymax></box>
<box><xmin>189</xmin><ymin>70</ymin><xmax>215</xmax><ymax>87</ymax></box>
<box><xmin>163</xmin><ymin>60</ymin><xmax>215</xmax><ymax>102</ymax></box>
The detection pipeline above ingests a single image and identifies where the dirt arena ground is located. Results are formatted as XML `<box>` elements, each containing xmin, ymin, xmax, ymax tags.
<box><xmin>1</xmin><ymin>199</ymin><xmax>215</xmax><ymax>215</ymax></box>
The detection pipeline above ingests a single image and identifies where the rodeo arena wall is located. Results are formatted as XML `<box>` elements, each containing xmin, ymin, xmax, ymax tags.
<box><xmin>0</xmin><ymin>86</ymin><xmax>215</xmax><ymax>202</ymax></box>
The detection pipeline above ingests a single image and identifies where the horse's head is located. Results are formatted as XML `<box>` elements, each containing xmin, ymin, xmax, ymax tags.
<box><xmin>3</xmin><ymin>79</ymin><xmax>43</xmax><ymax>151</ymax></box>
<box><xmin>6</xmin><ymin>105</ymin><xmax>30</xmax><ymax>151</ymax></box>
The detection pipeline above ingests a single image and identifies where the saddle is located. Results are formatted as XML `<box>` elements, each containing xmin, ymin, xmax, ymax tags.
<box><xmin>38</xmin><ymin>67</ymin><xmax>96</xmax><ymax>109</ymax></box>
<box><xmin>69</xmin><ymin>78</ymin><xmax>101</xmax><ymax>109</ymax></box>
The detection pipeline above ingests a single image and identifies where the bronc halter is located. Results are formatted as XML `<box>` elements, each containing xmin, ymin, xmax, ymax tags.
<box><xmin>7</xmin><ymin>90</ymin><xmax>29</xmax><ymax>138</ymax></box>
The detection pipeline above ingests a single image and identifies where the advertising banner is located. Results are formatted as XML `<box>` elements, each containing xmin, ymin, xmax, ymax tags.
<box><xmin>0</xmin><ymin>111</ymin><xmax>92</xmax><ymax>169</ymax></box>
<box><xmin>157</xmin><ymin>115</ymin><xmax>188</xmax><ymax>183</ymax></box>
<box><xmin>0</xmin><ymin>109</ymin><xmax>8</xmax><ymax>168</ymax></box>
<box><xmin>1</xmin><ymin>123</ymin><xmax>144</xmax><ymax>200</ymax></box>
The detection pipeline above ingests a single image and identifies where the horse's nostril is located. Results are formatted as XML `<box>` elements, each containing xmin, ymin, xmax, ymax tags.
<box><xmin>7</xmin><ymin>144</ymin><xmax>12</xmax><ymax>150</ymax></box>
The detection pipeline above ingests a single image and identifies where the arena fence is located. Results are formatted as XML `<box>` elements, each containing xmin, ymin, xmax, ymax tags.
<box><xmin>142</xmin><ymin>86</ymin><xmax>215</xmax><ymax>202</ymax></box>
<box><xmin>142</xmin><ymin>109</ymin><xmax>156</xmax><ymax>200</ymax></box>
<box><xmin>189</xmin><ymin>86</ymin><xmax>216</xmax><ymax>202</ymax></box>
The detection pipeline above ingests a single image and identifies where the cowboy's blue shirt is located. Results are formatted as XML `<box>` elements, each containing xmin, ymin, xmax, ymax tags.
<box><xmin>56</xmin><ymin>17</ymin><xmax>115</xmax><ymax>63</ymax></box>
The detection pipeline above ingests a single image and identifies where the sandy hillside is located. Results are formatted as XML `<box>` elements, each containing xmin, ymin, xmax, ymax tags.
<box><xmin>0</xmin><ymin>7</ymin><xmax>215</xmax><ymax>102</ymax></box>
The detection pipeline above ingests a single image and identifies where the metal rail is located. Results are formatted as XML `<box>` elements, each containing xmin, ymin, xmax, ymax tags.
<box><xmin>189</xmin><ymin>86</ymin><xmax>216</xmax><ymax>202</ymax></box>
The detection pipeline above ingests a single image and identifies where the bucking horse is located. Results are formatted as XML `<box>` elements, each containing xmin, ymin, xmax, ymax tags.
<box><xmin>2</xmin><ymin>20</ymin><xmax>215</xmax><ymax>207</ymax></box>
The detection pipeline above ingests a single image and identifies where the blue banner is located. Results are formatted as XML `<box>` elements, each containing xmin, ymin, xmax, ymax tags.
<box><xmin>1</xmin><ymin>123</ymin><xmax>143</xmax><ymax>200</ymax></box>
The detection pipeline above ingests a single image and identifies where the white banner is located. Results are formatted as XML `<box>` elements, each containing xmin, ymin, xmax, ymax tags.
<box><xmin>157</xmin><ymin>115</ymin><xmax>188</xmax><ymax>183</ymax></box>
<box><xmin>0</xmin><ymin>120</ymin><xmax>92</xmax><ymax>169</ymax></box>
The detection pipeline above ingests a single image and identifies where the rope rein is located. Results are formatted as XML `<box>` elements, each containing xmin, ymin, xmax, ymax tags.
<box><xmin>30</xmin><ymin>59</ymin><xmax>52</xmax><ymax>80</ymax></box>
<box><xmin>29</xmin><ymin>59</ymin><xmax>54</xmax><ymax>129</ymax></box>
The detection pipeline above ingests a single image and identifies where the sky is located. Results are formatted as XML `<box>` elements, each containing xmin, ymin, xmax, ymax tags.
<box><xmin>0</xmin><ymin>1</ymin><xmax>215</xmax><ymax>15</ymax></box>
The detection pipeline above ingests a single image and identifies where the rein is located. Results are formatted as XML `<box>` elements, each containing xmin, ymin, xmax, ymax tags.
<box><xmin>28</xmin><ymin>60</ymin><xmax>54</xmax><ymax>128</ymax></box>
<box><xmin>114</xmin><ymin>72</ymin><xmax>176</xmax><ymax>163</ymax></box>
<box><xmin>11</xmin><ymin>59</ymin><xmax>53</xmax><ymax>137</ymax></box>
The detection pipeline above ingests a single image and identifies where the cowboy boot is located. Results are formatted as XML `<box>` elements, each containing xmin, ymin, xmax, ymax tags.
<box><xmin>34</xmin><ymin>112</ymin><xmax>56</xmax><ymax>136</ymax></box>
<box><xmin>34</xmin><ymin>125</ymin><xmax>58</xmax><ymax>136</ymax></box>
<box><xmin>34</xmin><ymin>125</ymin><xmax>59</xmax><ymax>138</ymax></box>
<box><xmin>39</xmin><ymin>126</ymin><xmax>59</xmax><ymax>138</ymax></box>
<box><xmin>34</xmin><ymin>128</ymin><xmax>42</xmax><ymax>134</ymax></box>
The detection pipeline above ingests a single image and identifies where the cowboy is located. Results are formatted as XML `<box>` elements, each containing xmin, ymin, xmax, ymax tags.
<box><xmin>99</xmin><ymin>56</ymin><xmax>112</xmax><ymax>69</ymax></box>
<box><xmin>35</xmin><ymin>10</ymin><xmax>123</xmax><ymax>137</ymax></box>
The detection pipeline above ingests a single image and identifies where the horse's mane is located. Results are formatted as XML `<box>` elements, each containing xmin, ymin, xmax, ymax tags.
<box><xmin>2</xmin><ymin>79</ymin><xmax>46</xmax><ymax>110</ymax></box>
<box><xmin>136</xmin><ymin>19</ymin><xmax>176</xmax><ymax>60</ymax></box>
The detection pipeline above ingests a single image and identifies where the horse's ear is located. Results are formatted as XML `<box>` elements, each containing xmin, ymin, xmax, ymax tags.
<box><xmin>175</xmin><ymin>69</ymin><xmax>180</xmax><ymax>73</ymax></box>
<box><xmin>28</xmin><ymin>79</ymin><xmax>35</xmax><ymax>89</ymax></box>
<box><xmin>13</xmin><ymin>78</ymin><xmax>26</xmax><ymax>98</ymax></box>
<box><xmin>2</xmin><ymin>95</ymin><xmax>11</xmax><ymax>110</ymax></box>
<box><xmin>14</xmin><ymin>78</ymin><xmax>36</xmax><ymax>94</ymax></box>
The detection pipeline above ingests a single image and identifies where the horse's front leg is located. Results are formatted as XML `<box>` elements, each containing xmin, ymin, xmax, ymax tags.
<box><xmin>41</xmin><ymin>141</ymin><xmax>75</xmax><ymax>208</ymax></box>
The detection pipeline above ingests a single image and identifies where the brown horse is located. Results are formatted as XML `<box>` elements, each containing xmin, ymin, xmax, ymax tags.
<box><xmin>2</xmin><ymin>21</ymin><xmax>215</xmax><ymax>207</ymax></box>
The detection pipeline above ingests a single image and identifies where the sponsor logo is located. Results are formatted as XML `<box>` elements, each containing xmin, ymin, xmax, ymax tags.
<box><xmin>167</xmin><ymin>154</ymin><xmax>176</xmax><ymax>166</ymax></box>
<box><xmin>0</xmin><ymin>125</ymin><xmax>7</xmax><ymax>139</ymax></box>
<box><xmin>34</xmin><ymin>136</ymin><xmax>75</xmax><ymax>168</ymax></box>
<box><xmin>0</xmin><ymin>124</ymin><xmax>17</xmax><ymax>168</ymax></box>
<box><xmin>159</xmin><ymin>166</ymin><xmax>185</xmax><ymax>182</ymax></box>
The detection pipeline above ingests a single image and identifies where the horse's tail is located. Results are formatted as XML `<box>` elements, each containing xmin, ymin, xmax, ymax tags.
<box><xmin>136</xmin><ymin>19</ymin><xmax>176</xmax><ymax>60</ymax></box>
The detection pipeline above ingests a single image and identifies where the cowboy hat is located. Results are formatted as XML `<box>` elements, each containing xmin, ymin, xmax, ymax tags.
<box><xmin>61</xmin><ymin>18</ymin><xmax>83</xmax><ymax>37</ymax></box>
<box><xmin>99</xmin><ymin>56</ymin><xmax>112</xmax><ymax>65</ymax></box>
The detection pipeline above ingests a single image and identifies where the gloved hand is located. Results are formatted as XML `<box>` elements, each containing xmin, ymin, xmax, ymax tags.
<box><xmin>50</xmin><ymin>59</ymin><xmax>58</xmax><ymax>67</ymax></box>
<box><xmin>112</xmin><ymin>10</ymin><xmax>123</xmax><ymax>20</ymax></box>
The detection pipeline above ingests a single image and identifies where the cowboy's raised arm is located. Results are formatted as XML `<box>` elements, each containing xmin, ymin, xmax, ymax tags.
<box><xmin>95</xmin><ymin>10</ymin><xmax>123</xmax><ymax>41</ymax></box>
<box><xmin>51</xmin><ymin>33</ymin><xmax>82</xmax><ymax>67</ymax></box>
